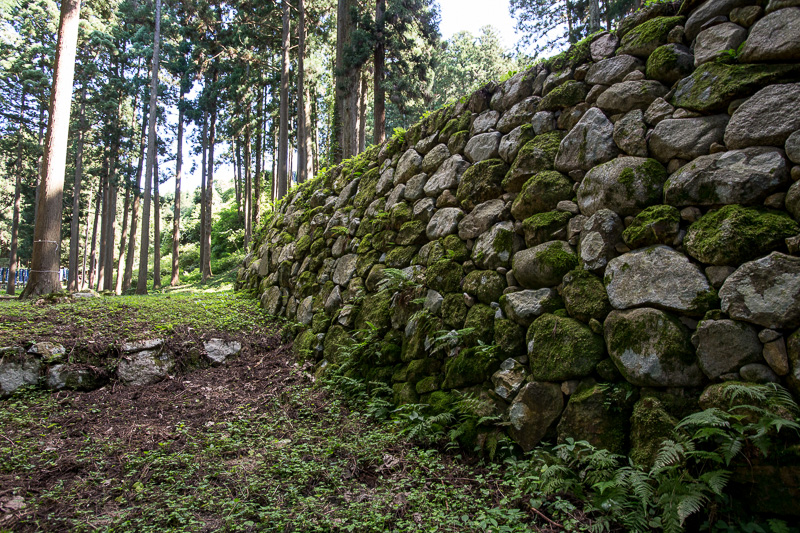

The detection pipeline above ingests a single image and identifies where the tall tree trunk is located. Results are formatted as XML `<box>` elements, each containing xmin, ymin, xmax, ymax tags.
<box><xmin>104</xmin><ymin>177</ymin><xmax>117</xmax><ymax>291</ymax></box>
<box><xmin>244</xmin><ymin>106</ymin><xmax>252</xmax><ymax>248</ymax></box>
<box><xmin>203</xmin><ymin>86</ymin><xmax>217</xmax><ymax>281</ymax></box>
<box><xmin>97</xmin><ymin>160</ymin><xmax>108</xmax><ymax>290</ymax></box>
<box><xmin>277</xmin><ymin>0</ymin><xmax>290</xmax><ymax>200</ymax></box>
<box><xmin>153</xmin><ymin>156</ymin><xmax>161</xmax><ymax>289</ymax></box>
<box><xmin>80</xmin><ymin>207</ymin><xmax>90</xmax><ymax>288</ymax></box>
<box><xmin>589</xmin><ymin>0</ymin><xmax>601</xmax><ymax>32</ymax></box>
<box><xmin>234</xmin><ymin>139</ymin><xmax>242</xmax><ymax>216</ymax></box>
<box><xmin>123</xmin><ymin>104</ymin><xmax>148</xmax><ymax>292</ymax></box>
<box><xmin>199</xmin><ymin>113</ymin><xmax>208</xmax><ymax>276</ymax></box>
<box><xmin>87</xmin><ymin>182</ymin><xmax>101</xmax><ymax>290</ymax></box>
<box><xmin>358</xmin><ymin>70</ymin><xmax>367</xmax><ymax>153</ymax></box>
<box><xmin>21</xmin><ymin>0</ymin><xmax>82</xmax><ymax>298</ymax></box>
<box><xmin>67</xmin><ymin>84</ymin><xmax>86</xmax><ymax>291</ymax></box>
<box><xmin>7</xmin><ymin>86</ymin><xmax>26</xmax><ymax>295</ymax></box>
<box><xmin>136</xmin><ymin>0</ymin><xmax>161</xmax><ymax>295</ymax></box>
<box><xmin>374</xmin><ymin>0</ymin><xmax>386</xmax><ymax>145</ymax></box>
<box><xmin>297</xmin><ymin>0</ymin><xmax>313</xmax><ymax>184</ymax></box>
<box><xmin>254</xmin><ymin>81</ymin><xmax>263</xmax><ymax>224</ymax></box>
<box><xmin>114</xmin><ymin>184</ymin><xmax>130</xmax><ymax>294</ymax></box>
<box><xmin>171</xmin><ymin>87</ymin><xmax>184</xmax><ymax>286</ymax></box>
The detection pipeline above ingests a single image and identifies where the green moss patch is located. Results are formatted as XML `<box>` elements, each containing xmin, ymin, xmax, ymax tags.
<box><xmin>511</xmin><ymin>171</ymin><xmax>573</xmax><ymax>220</ymax></box>
<box><xmin>561</xmin><ymin>268</ymin><xmax>612</xmax><ymax>323</ymax></box>
<box><xmin>456</xmin><ymin>159</ymin><xmax>509</xmax><ymax>211</ymax></box>
<box><xmin>622</xmin><ymin>204</ymin><xmax>681</xmax><ymax>249</ymax></box>
<box><xmin>463</xmin><ymin>270</ymin><xmax>506</xmax><ymax>304</ymax></box>
<box><xmin>425</xmin><ymin>260</ymin><xmax>463</xmax><ymax>293</ymax></box>
<box><xmin>522</xmin><ymin>211</ymin><xmax>572</xmax><ymax>248</ymax></box>
<box><xmin>539</xmin><ymin>80</ymin><xmax>589</xmax><ymax>112</ymax></box>
<box><xmin>526</xmin><ymin>313</ymin><xmax>605</xmax><ymax>381</ymax></box>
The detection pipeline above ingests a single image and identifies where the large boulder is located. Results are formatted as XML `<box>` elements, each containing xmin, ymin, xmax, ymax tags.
<box><xmin>426</xmin><ymin>208</ymin><xmax>464</xmax><ymax>240</ymax></box>
<box><xmin>508</xmin><ymin>382</ymin><xmax>564</xmax><ymax>452</ymax></box>
<box><xmin>423</xmin><ymin>155</ymin><xmax>470</xmax><ymax>197</ymax></box>
<box><xmin>586</xmin><ymin>55</ymin><xmax>643</xmax><ymax>86</ymax></box>
<box><xmin>47</xmin><ymin>365</ymin><xmax>108</xmax><ymax>391</ymax></box>
<box><xmin>503</xmin><ymin>131</ymin><xmax>563</xmax><ymax>192</ymax></box>
<box><xmin>512</xmin><ymin>240</ymin><xmax>578</xmax><ymax>289</ymax></box>
<box><xmin>618</xmin><ymin>15</ymin><xmax>684</xmax><ymax>57</ymax></box>
<box><xmin>510</xmin><ymin>171</ymin><xmax>573</xmax><ymax>220</ymax></box>
<box><xmin>663</xmin><ymin>147</ymin><xmax>790</xmax><ymax>207</ymax></box>
<box><xmin>622</xmin><ymin>204</ymin><xmax>681</xmax><ymax>249</ymax></box>
<box><xmin>738</xmin><ymin>7</ymin><xmax>800</xmax><ymax>63</ymax></box>
<box><xmin>464</xmin><ymin>132</ymin><xmax>502</xmax><ymax>163</ymax></box>
<box><xmin>596</xmin><ymin>80</ymin><xmax>668</xmax><ymax>115</ymax></box>
<box><xmin>557</xmin><ymin>382</ymin><xmax>635</xmax><ymax>454</ymax></box>
<box><xmin>648</xmin><ymin>115</ymin><xmax>729</xmax><ymax>163</ymax></box>
<box><xmin>395</xmin><ymin>148</ymin><xmax>423</xmax><ymax>184</ymax></box>
<box><xmin>497</xmin><ymin>96</ymin><xmax>540</xmax><ymax>133</ymax></box>
<box><xmin>456</xmin><ymin>159</ymin><xmax>509</xmax><ymax>211</ymax></box>
<box><xmin>671</xmin><ymin>63</ymin><xmax>800</xmax><ymax>113</ymax></box>
<box><xmin>692</xmin><ymin>319</ymin><xmax>763</xmax><ymax>379</ymax></box>
<box><xmin>605</xmin><ymin>246</ymin><xmax>716</xmax><ymax>315</ymax></box>
<box><xmin>463</xmin><ymin>270</ymin><xmax>506</xmax><ymax>304</ymax></box>
<box><xmin>471</xmin><ymin>221</ymin><xmax>521</xmax><ymax>270</ymax></box>
<box><xmin>693</xmin><ymin>23</ymin><xmax>747</xmax><ymax>66</ymax></box>
<box><xmin>458</xmin><ymin>199</ymin><xmax>506</xmax><ymax>240</ymax></box>
<box><xmin>562</xmin><ymin>268</ymin><xmax>612</xmax><ymax>322</ymax></box>
<box><xmin>726</xmin><ymin>83</ymin><xmax>800</xmax><ymax>149</ymax></box>
<box><xmin>577</xmin><ymin>157</ymin><xmax>668</xmax><ymax>216</ymax></box>
<box><xmin>720</xmin><ymin>252</ymin><xmax>800</xmax><ymax>329</ymax></box>
<box><xmin>527</xmin><ymin>314</ymin><xmax>606</xmax><ymax>381</ymax></box>
<box><xmin>204</xmin><ymin>338</ymin><xmax>243</xmax><ymax>366</ymax></box>
<box><xmin>554</xmin><ymin>107</ymin><xmax>619</xmax><ymax>173</ymax></box>
<box><xmin>605</xmin><ymin>308</ymin><xmax>704</xmax><ymax>387</ymax></box>
<box><xmin>0</xmin><ymin>355</ymin><xmax>40</xmax><ymax>398</ymax></box>
<box><xmin>499</xmin><ymin>124</ymin><xmax>535</xmax><ymax>164</ymax></box>
<box><xmin>500</xmin><ymin>288</ymin><xmax>563</xmax><ymax>327</ymax></box>
<box><xmin>117</xmin><ymin>349</ymin><xmax>175</xmax><ymax>387</ymax></box>
<box><xmin>684</xmin><ymin>205</ymin><xmax>799</xmax><ymax>266</ymax></box>
<box><xmin>646</xmin><ymin>44</ymin><xmax>694</xmax><ymax>85</ymax></box>
<box><xmin>613</xmin><ymin>109</ymin><xmax>648</xmax><ymax>157</ymax></box>
<box><xmin>578</xmin><ymin>209</ymin><xmax>624</xmax><ymax>273</ymax></box>
<box><xmin>685</xmin><ymin>0</ymin><xmax>751</xmax><ymax>41</ymax></box>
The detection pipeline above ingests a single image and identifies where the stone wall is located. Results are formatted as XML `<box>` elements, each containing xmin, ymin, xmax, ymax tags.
<box><xmin>238</xmin><ymin>0</ymin><xmax>800</xmax><ymax>466</ymax></box>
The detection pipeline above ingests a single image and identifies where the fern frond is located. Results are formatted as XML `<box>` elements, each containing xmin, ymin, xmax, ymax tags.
<box><xmin>699</xmin><ymin>469</ymin><xmax>731</xmax><ymax>496</ymax></box>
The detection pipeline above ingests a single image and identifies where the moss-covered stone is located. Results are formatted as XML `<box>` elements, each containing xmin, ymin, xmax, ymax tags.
<box><xmin>448</xmin><ymin>130</ymin><xmax>470</xmax><ymax>154</ymax></box>
<box><xmin>323</xmin><ymin>325</ymin><xmax>353</xmax><ymax>363</ymax></box>
<box><xmin>464</xmin><ymin>304</ymin><xmax>496</xmax><ymax>346</ymax></box>
<box><xmin>372</xmin><ymin>230</ymin><xmax>397</xmax><ymax>253</ymax></box>
<box><xmin>684</xmin><ymin>205</ymin><xmax>799</xmax><ymax>266</ymax></box>
<box><xmin>354</xmin><ymin>290</ymin><xmax>392</xmax><ymax>333</ymax></box>
<box><xmin>462</xmin><ymin>270</ymin><xmax>506</xmax><ymax>304</ymax></box>
<box><xmin>393</xmin><ymin>381</ymin><xmax>419</xmax><ymax>405</ymax></box>
<box><xmin>522</xmin><ymin>211</ymin><xmax>572</xmax><ymax>248</ymax></box>
<box><xmin>312</xmin><ymin>308</ymin><xmax>331</xmax><ymax>333</ymax></box>
<box><xmin>527</xmin><ymin>313</ymin><xmax>605</xmax><ymax>381</ymax></box>
<box><xmin>494</xmin><ymin>318</ymin><xmax>526</xmax><ymax>358</ymax></box>
<box><xmin>356</xmin><ymin>250</ymin><xmax>380</xmax><ymax>278</ymax></box>
<box><xmin>376</xmin><ymin>330</ymin><xmax>403</xmax><ymax>366</ymax></box>
<box><xmin>557</xmin><ymin>381</ymin><xmax>637</xmax><ymax>455</ymax></box>
<box><xmin>503</xmin><ymin>132</ymin><xmax>564</xmax><ymax>193</ymax></box>
<box><xmin>539</xmin><ymin>80</ymin><xmax>589</xmax><ymax>112</ymax></box>
<box><xmin>512</xmin><ymin>240</ymin><xmax>579</xmax><ymax>289</ymax></box>
<box><xmin>511</xmin><ymin>171</ymin><xmax>573</xmax><ymax>220</ymax></box>
<box><xmin>629</xmin><ymin>396</ymin><xmax>679</xmax><ymax>467</ymax></box>
<box><xmin>442</xmin><ymin>346</ymin><xmax>501</xmax><ymax>389</ymax></box>
<box><xmin>310</xmin><ymin>237</ymin><xmax>326</xmax><ymax>258</ymax></box>
<box><xmin>440</xmin><ymin>112</ymin><xmax>471</xmax><ymax>142</ymax></box>
<box><xmin>293</xmin><ymin>329</ymin><xmax>320</xmax><ymax>362</ymax></box>
<box><xmin>617</xmin><ymin>16</ymin><xmax>683</xmax><ymax>57</ymax></box>
<box><xmin>397</xmin><ymin>220</ymin><xmax>427</xmax><ymax>246</ymax></box>
<box><xmin>442</xmin><ymin>293</ymin><xmax>468</xmax><ymax>329</ymax></box>
<box><xmin>425</xmin><ymin>259</ymin><xmax>463</xmax><ymax>293</ymax></box>
<box><xmin>296</xmin><ymin>271</ymin><xmax>317</xmax><ymax>298</ymax></box>
<box><xmin>385</xmin><ymin>246</ymin><xmax>418</xmax><ymax>268</ymax></box>
<box><xmin>428</xmin><ymin>390</ymin><xmax>456</xmax><ymax>414</ymax></box>
<box><xmin>353</xmin><ymin>167</ymin><xmax>381</xmax><ymax>209</ymax></box>
<box><xmin>415</xmin><ymin>375</ymin><xmax>441</xmax><ymax>394</ymax></box>
<box><xmin>456</xmin><ymin>159</ymin><xmax>509</xmax><ymax>211</ymax></box>
<box><xmin>295</xmin><ymin>234</ymin><xmax>312</xmax><ymax>258</ymax></box>
<box><xmin>646</xmin><ymin>43</ymin><xmax>693</xmax><ymax>85</ymax></box>
<box><xmin>561</xmin><ymin>268</ymin><xmax>612</xmax><ymax>323</ymax></box>
<box><xmin>671</xmin><ymin>62</ymin><xmax>800</xmax><ymax>113</ymax></box>
<box><xmin>389</xmin><ymin>201</ymin><xmax>413</xmax><ymax>230</ymax></box>
<box><xmin>442</xmin><ymin>234</ymin><xmax>470</xmax><ymax>262</ymax></box>
<box><xmin>622</xmin><ymin>204</ymin><xmax>681</xmax><ymax>250</ymax></box>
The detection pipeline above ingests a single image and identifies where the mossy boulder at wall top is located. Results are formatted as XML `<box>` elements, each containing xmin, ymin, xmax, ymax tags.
<box><xmin>238</xmin><ymin>0</ymin><xmax>800</xmax><ymax>482</ymax></box>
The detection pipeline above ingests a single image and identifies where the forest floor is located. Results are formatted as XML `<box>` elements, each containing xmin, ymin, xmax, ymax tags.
<box><xmin>0</xmin><ymin>276</ymin><xmax>571</xmax><ymax>533</ymax></box>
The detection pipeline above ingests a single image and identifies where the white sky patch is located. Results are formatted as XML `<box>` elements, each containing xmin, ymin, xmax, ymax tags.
<box><xmin>438</xmin><ymin>0</ymin><xmax>520</xmax><ymax>49</ymax></box>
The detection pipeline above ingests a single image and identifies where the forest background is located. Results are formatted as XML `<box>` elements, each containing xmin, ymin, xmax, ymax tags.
<box><xmin>0</xmin><ymin>0</ymin><xmax>644</xmax><ymax>295</ymax></box>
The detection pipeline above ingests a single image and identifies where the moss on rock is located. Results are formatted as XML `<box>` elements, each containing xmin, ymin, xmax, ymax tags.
<box><xmin>354</xmin><ymin>290</ymin><xmax>393</xmax><ymax>333</ymax></box>
<box><xmin>442</xmin><ymin>346</ymin><xmax>501</xmax><ymax>389</ymax></box>
<box><xmin>503</xmin><ymin>131</ymin><xmax>565</xmax><ymax>193</ymax></box>
<box><xmin>426</xmin><ymin>259</ymin><xmax>463</xmax><ymax>293</ymax></box>
<box><xmin>463</xmin><ymin>270</ymin><xmax>506</xmax><ymax>304</ymax></box>
<box><xmin>539</xmin><ymin>80</ymin><xmax>589</xmax><ymax>112</ymax></box>
<box><xmin>397</xmin><ymin>220</ymin><xmax>427</xmax><ymax>246</ymax></box>
<box><xmin>494</xmin><ymin>318</ymin><xmax>526</xmax><ymax>358</ymax></box>
<box><xmin>511</xmin><ymin>171</ymin><xmax>574</xmax><ymax>220</ymax></box>
<box><xmin>389</xmin><ymin>202</ymin><xmax>413</xmax><ymax>230</ymax></box>
<box><xmin>622</xmin><ymin>204</ymin><xmax>681</xmax><ymax>249</ymax></box>
<box><xmin>618</xmin><ymin>16</ymin><xmax>683</xmax><ymax>57</ymax></box>
<box><xmin>684</xmin><ymin>205</ymin><xmax>799</xmax><ymax>266</ymax></box>
<box><xmin>442</xmin><ymin>293</ymin><xmax>469</xmax><ymax>329</ymax></box>
<box><xmin>456</xmin><ymin>159</ymin><xmax>509</xmax><ymax>211</ymax></box>
<box><xmin>385</xmin><ymin>245</ymin><xmax>419</xmax><ymax>268</ymax></box>
<box><xmin>323</xmin><ymin>325</ymin><xmax>353</xmax><ymax>363</ymax></box>
<box><xmin>522</xmin><ymin>211</ymin><xmax>573</xmax><ymax>248</ymax></box>
<box><xmin>527</xmin><ymin>313</ymin><xmax>606</xmax><ymax>381</ymax></box>
<box><xmin>561</xmin><ymin>268</ymin><xmax>612</xmax><ymax>323</ymax></box>
<box><xmin>293</xmin><ymin>329</ymin><xmax>320</xmax><ymax>362</ymax></box>
<box><xmin>442</xmin><ymin>234</ymin><xmax>470</xmax><ymax>262</ymax></box>
<box><xmin>464</xmin><ymin>304</ymin><xmax>496</xmax><ymax>346</ymax></box>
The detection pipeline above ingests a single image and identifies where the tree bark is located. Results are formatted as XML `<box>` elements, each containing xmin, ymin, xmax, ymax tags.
<box><xmin>203</xmin><ymin>86</ymin><xmax>217</xmax><ymax>281</ymax></box>
<box><xmin>123</xmin><ymin>103</ymin><xmax>148</xmax><ymax>292</ymax></box>
<box><xmin>254</xmin><ymin>81</ymin><xmax>263</xmax><ymax>225</ymax></box>
<box><xmin>20</xmin><ymin>0</ymin><xmax>82</xmax><ymax>298</ymax></box>
<box><xmin>170</xmin><ymin>86</ymin><xmax>184</xmax><ymax>286</ymax></box>
<box><xmin>80</xmin><ymin>206</ymin><xmax>90</xmax><ymax>289</ymax></box>
<box><xmin>373</xmin><ymin>0</ymin><xmax>386</xmax><ymax>145</ymax></box>
<box><xmin>297</xmin><ymin>0</ymin><xmax>313</xmax><ymax>184</ymax></box>
<box><xmin>277</xmin><ymin>0</ymin><xmax>290</xmax><ymax>200</ymax></box>
<box><xmin>7</xmin><ymin>86</ymin><xmax>26</xmax><ymax>295</ymax></box>
<box><xmin>153</xmin><ymin>155</ymin><xmax>161</xmax><ymax>289</ymax></box>
<box><xmin>87</xmin><ymin>182</ymin><xmax>101</xmax><ymax>290</ymax></box>
<box><xmin>358</xmin><ymin>70</ymin><xmax>367</xmax><ymax>153</ymax></box>
<box><xmin>114</xmin><ymin>184</ymin><xmax>130</xmax><ymax>294</ymax></box>
<box><xmin>67</xmin><ymin>84</ymin><xmax>86</xmax><ymax>292</ymax></box>
<box><xmin>199</xmin><ymin>112</ymin><xmax>208</xmax><ymax>275</ymax></box>
<box><xmin>244</xmin><ymin>106</ymin><xmax>252</xmax><ymax>248</ymax></box>
<box><xmin>136</xmin><ymin>0</ymin><xmax>161</xmax><ymax>295</ymax></box>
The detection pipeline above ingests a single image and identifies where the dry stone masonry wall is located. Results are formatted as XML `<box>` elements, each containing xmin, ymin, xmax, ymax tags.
<box><xmin>238</xmin><ymin>0</ymin><xmax>800</xmax><ymax>497</ymax></box>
